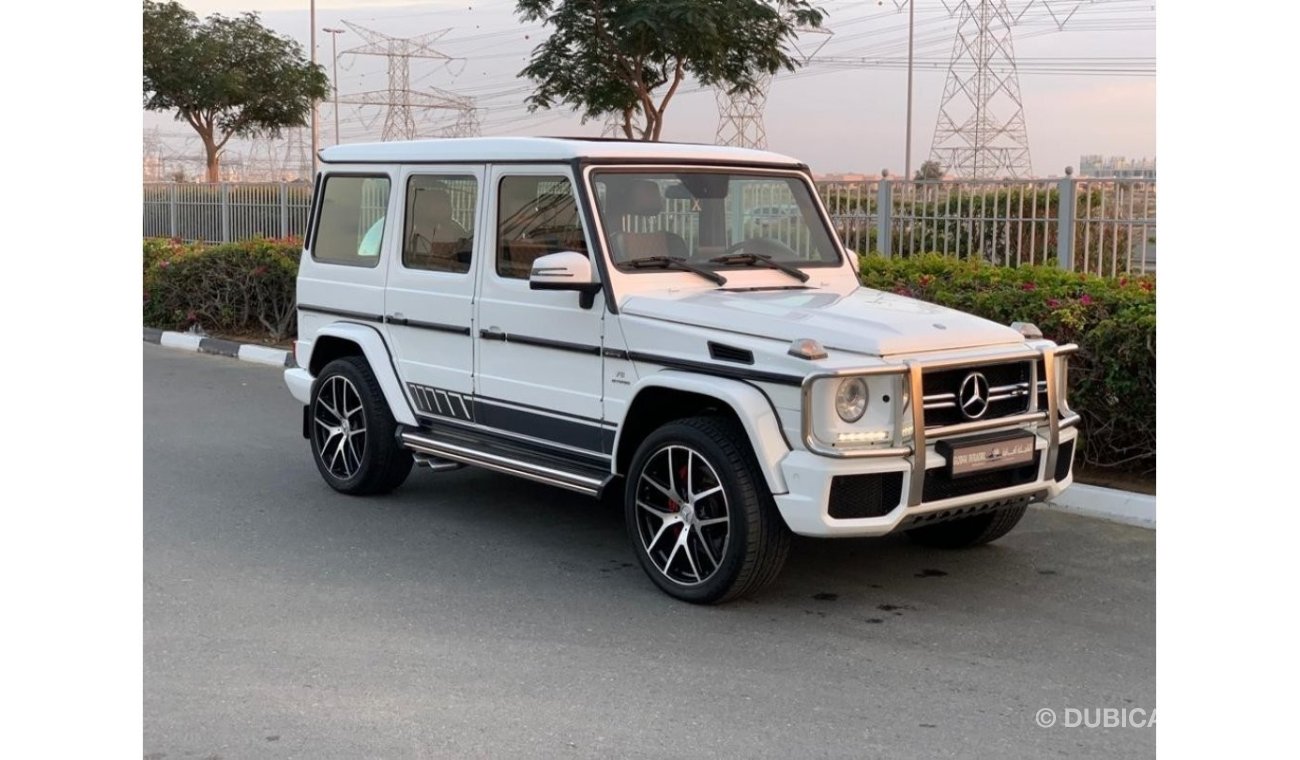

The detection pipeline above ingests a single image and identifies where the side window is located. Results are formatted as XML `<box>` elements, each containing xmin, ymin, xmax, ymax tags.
<box><xmin>312</xmin><ymin>175</ymin><xmax>390</xmax><ymax>267</ymax></box>
<box><xmin>496</xmin><ymin>175</ymin><xmax>588</xmax><ymax>279</ymax></box>
<box><xmin>403</xmin><ymin>174</ymin><xmax>478</xmax><ymax>273</ymax></box>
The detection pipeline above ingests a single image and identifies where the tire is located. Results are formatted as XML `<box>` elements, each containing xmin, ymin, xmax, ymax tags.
<box><xmin>905</xmin><ymin>503</ymin><xmax>1029</xmax><ymax>549</ymax></box>
<box><xmin>309</xmin><ymin>356</ymin><xmax>413</xmax><ymax>495</ymax></box>
<box><xmin>624</xmin><ymin>416</ymin><xmax>790</xmax><ymax>604</ymax></box>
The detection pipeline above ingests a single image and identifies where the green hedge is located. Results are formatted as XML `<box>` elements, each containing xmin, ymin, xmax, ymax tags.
<box><xmin>858</xmin><ymin>253</ymin><xmax>1155</xmax><ymax>473</ymax></box>
<box><xmin>144</xmin><ymin>237</ymin><xmax>301</xmax><ymax>340</ymax></box>
<box><xmin>141</xmin><ymin>239</ymin><xmax>1155</xmax><ymax>472</ymax></box>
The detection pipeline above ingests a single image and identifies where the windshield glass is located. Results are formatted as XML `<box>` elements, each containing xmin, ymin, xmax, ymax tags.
<box><xmin>591</xmin><ymin>170</ymin><xmax>841</xmax><ymax>271</ymax></box>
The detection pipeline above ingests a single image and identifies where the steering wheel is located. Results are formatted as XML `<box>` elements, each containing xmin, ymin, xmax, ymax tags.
<box><xmin>721</xmin><ymin>237</ymin><xmax>800</xmax><ymax>259</ymax></box>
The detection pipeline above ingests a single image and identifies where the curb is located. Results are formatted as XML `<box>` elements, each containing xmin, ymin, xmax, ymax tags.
<box><xmin>1040</xmin><ymin>483</ymin><xmax>1156</xmax><ymax>529</ymax></box>
<box><xmin>143</xmin><ymin>326</ymin><xmax>1155</xmax><ymax>529</ymax></box>
<box><xmin>145</xmin><ymin>327</ymin><xmax>296</xmax><ymax>368</ymax></box>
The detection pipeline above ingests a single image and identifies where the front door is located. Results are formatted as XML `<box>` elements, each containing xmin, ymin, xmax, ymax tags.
<box><xmin>473</xmin><ymin>166</ymin><xmax>611</xmax><ymax>457</ymax></box>
<box><xmin>384</xmin><ymin>166</ymin><xmax>485</xmax><ymax>421</ymax></box>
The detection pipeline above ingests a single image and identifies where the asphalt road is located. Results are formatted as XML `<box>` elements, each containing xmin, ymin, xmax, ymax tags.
<box><xmin>144</xmin><ymin>344</ymin><xmax>1155</xmax><ymax>759</ymax></box>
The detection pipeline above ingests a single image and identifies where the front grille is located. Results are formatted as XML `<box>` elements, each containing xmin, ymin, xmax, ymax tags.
<box><xmin>921</xmin><ymin>454</ymin><xmax>1041</xmax><ymax>502</ymax></box>
<box><xmin>1054</xmin><ymin>440</ymin><xmax>1075</xmax><ymax>482</ymax></box>
<box><xmin>828</xmin><ymin>472</ymin><xmax>904</xmax><ymax>519</ymax></box>
<box><xmin>922</xmin><ymin>361</ymin><xmax>1034</xmax><ymax>428</ymax></box>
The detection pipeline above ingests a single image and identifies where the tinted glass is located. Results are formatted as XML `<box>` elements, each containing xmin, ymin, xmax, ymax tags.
<box><xmin>592</xmin><ymin>171</ymin><xmax>840</xmax><ymax>269</ymax></box>
<box><xmin>403</xmin><ymin>174</ymin><xmax>478</xmax><ymax>273</ymax></box>
<box><xmin>312</xmin><ymin>175</ymin><xmax>390</xmax><ymax>266</ymax></box>
<box><xmin>496</xmin><ymin>175</ymin><xmax>588</xmax><ymax>279</ymax></box>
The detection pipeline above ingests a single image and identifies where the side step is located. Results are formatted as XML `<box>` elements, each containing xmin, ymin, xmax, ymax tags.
<box><xmin>398</xmin><ymin>426</ymin><xmax>613</xmax><ymax>497</ymax></box>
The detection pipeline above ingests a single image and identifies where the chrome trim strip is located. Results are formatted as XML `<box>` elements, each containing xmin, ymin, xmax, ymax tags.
<box><xmin>907</xmin><ymin>360</ymin><xmax>927</xmax><ymax>507</ymax></box>
<box><xmin>925</xmin><ymin>411</ymin><xmax>1048</xmax><ymax>440</ymax></box>
<box><xmin>400</xmin><ymin>431</ymin><xmax>605</xmax><ymax>496</ymax></box>
<box><xmin>1043</xmin><ymin>346</ymin><xmax>1060</xmax><ymax>478</ymax></box>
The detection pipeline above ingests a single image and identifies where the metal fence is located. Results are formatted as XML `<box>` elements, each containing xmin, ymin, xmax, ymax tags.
<box><xmin>144</xmin><ymin>182</ymin><xmax>314</xmax><ymax>243</ymax></box>
<box><xmin>818</xmin><ymin>171</ymin><xmax>1157</xmax><ymax>275</ymax></box>
<box><xmin>145</xmin><ymin>171</ymin><xmax>1157</xmax><ymax>276</ymax></box>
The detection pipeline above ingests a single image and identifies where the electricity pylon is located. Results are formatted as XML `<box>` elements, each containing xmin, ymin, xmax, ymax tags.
<box><xmin>929</xmin><ymin>0</ymin><xmax>1034</xmax><ymax>178</ymax></box>
<box><xmin>337</xmin><ymin>22</ymin><xmax>479</xmax><ymax>141</ymax></box>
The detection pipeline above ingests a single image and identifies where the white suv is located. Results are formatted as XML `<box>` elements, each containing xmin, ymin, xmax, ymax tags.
<box><xmin>284</xmin><ymin>137</ymin><xmax>1078</xmax><ymax>604</ymax></box>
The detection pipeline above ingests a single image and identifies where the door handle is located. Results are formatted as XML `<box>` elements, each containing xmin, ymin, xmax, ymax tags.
<box><xmin>480</xmin><ymin>327</ymin><xmax>507</xmax><ymax>341</ymax></box>
<box><xmin>386</xmin><ymin>313</ymin><xmax>409</xmax><ymax>326</ymax></box>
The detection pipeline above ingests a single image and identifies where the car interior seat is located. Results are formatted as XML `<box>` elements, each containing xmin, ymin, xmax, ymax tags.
<box><xmin>606</xmin><ymin>180</ymin><xmax>689</xmax><ymax>263</ymax></box>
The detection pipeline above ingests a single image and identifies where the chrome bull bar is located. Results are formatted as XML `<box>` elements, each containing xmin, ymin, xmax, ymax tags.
<box><xmin>799</xmin><ymin>343</ymin><xmax>1080</xmax><ymax>507</ymax></box>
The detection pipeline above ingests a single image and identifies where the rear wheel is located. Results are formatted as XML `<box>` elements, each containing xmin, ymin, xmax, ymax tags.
<box><xmin>905</xmin><ymin>503</ymin><xmax>1029</xmax><ymax>549</ymax></box>
<box><xmin>309</xmin><ymin>357</ymin><xmax>412</xmax><ymax>495</ymax></box>
<box><xmin>625</xmin><ymin>416</ymin><xmax>789</xmax><ymax>604</ymax></box>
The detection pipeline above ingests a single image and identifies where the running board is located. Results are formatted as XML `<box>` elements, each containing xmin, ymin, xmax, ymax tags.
<box><xmin>398</xmin><ymin>427</ymin><xmax>612</xmax><ymax>497</ymax></box>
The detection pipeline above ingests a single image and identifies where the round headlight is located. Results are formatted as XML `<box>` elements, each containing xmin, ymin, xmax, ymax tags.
<box><xmin>835</xmin><ymin>377</ymin><xmax>869</xmax><ymax>422</ymax></box>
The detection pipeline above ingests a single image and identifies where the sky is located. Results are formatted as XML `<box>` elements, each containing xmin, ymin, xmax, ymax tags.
<box><xmin>144</xmin><ymin>0</ymin><xmax>1156</xmax><ymax>177</ymax></box>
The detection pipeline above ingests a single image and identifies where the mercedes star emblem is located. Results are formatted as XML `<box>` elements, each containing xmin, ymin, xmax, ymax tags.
<box><xmin>959</xmin><ymin>372</ymin><xmax>991</xmax><ymax>420</ymax></box>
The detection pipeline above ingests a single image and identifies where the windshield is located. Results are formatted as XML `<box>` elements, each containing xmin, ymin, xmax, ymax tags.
<box><xmin>591</xmin><ymin>170</ymin><xmax>841</xmax><ymax>272</ymax></box>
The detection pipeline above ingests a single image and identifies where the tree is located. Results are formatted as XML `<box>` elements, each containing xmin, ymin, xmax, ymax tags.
<box><xmin>515</xmin><ymin>0</ymin><xmax>825</xmax><ymax>141</ymax></box>
<box><xmin>915</xmin><ymin>160</ymin><xmax>945</xmax><ymax>181</ymax></box>
<box><xmin>143</xmin><ymin>1</ymin><xmax>329</xmax><ymax>182</ymax></box>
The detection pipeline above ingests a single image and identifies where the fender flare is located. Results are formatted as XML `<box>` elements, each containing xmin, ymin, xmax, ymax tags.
<box><xmin>306</xmin><ymin>322</ymin><xmax>418</xmax><ymax>426</ymax></box>
<box><xmin>615</xmin><ymin>371</ymin><xmax>790</xmax><ymax>494</ymax></box>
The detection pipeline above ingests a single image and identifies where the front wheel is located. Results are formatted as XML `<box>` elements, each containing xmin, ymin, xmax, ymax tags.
<box><xmin>309</xmin><ymin>356</ymin><xmax>413</xmax><ymax>495</ymax></box>
<box><xmin>625</xmin><ymin>416</ymin><xmax>790</xmax><ymax>604</ymax></box>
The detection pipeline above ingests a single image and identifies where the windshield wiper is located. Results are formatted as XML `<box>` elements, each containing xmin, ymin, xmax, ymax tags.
<box><xmin>626</xmin><ymin>256</ymin><xmax>728</xmax><ymax>286</ymax></box>
<box><xmin>707</xmin><ymin>252</ymin><xmax>811</xmax><ymax>283</ymax></box>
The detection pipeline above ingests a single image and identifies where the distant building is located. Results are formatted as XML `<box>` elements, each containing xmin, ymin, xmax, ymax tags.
<box><xmin>813</xmin><ymin>172</ymin><xmax>878</xmax><ymax>183</ymax></box>
<box><xmin>1079</xmin><ymin>155</ymin><xmax>1156</xmax><ymax>180</ymax></box>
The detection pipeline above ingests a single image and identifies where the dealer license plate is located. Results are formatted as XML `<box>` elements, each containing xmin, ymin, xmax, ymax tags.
<box><xmin>940</xmin><ymin>434</ymin><xmax>1037</xmax><ymax>478</ymax></box>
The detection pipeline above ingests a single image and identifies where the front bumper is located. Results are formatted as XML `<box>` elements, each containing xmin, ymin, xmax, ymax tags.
<box><xmin>775</xmin><ymin>342</ymin><xmax>1079</xmax><ymax>537</ymax></box>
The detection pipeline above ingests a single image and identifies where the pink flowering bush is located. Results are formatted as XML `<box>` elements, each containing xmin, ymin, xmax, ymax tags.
<box><xmin>858</xmin><ymin>253</ymin><xmax>1156</xmax><ymax>473</ymax></box>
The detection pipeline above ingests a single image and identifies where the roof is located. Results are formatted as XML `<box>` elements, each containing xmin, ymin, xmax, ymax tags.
<box><xmin>318</xmin><ymin>136</ymin><xmax>804</xmax><ymax>167</ymax></box>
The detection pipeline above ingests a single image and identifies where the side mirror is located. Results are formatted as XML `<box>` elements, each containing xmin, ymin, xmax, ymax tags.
<box><xmin>529</xmin><ymin>251</ymin><xmax>602</xmax><ymax>309</ymax></box>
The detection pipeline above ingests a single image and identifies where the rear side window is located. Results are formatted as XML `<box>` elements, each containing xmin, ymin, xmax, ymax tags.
<box><xmin>312</xmin><ymin>175</ymin><xmax>391</xmax><ymax>267</ymax></box>
<box><xmin>403</xmin><ymin>175</ymin><xmax>478</xmax><ymax>274</ymax></box>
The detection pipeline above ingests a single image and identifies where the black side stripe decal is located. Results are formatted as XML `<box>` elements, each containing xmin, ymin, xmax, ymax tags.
<box><xmin>475</xmin><ymin>394</ymin><xmax>613</xmax><ymax>428</ymax></box>
<box><xmin>409</xmin><ymin>386</ymin><xmax>613</xmax><ymax>454</ymax></box>
<box><xmin>476</xmin><ymin>402</ymin><xmax>610</xmax><ymax>454</ymax></box>
<box><xmin>408</xmin><ymin>383</ymin><xmax>475</xmax><ymax>421</ymax></box>
<box><xmin>476</xmin><ymin>329</ymin><xmax>602</xmax><ymax>356</ymax></box>
<box><xmin>626</xmin><ymin>351</ymin><xmax>805</xmax><ymax>386</ymax></box>
<box><xmin>299</xmin><ymin>305</ymin><xmax>472</xmax><ymax>335</ymax></box>
<box><xmin>298</xmin><ymin>304</ymin><xmax>384</xmax><ymax>323</ymax></box>
<box><xmin>388</xmin><ymin>316</ymin><xmax>472</xmax><ymax>335</ymax></box>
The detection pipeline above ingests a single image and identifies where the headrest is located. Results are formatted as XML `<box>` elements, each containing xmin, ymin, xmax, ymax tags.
<box><xmin>609</xmin><ymin>179</ymin><xmax>664</xmax><ymax>218</ymax></box>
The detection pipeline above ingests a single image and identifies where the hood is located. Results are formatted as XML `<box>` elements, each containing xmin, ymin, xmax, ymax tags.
<box><xmin>620</xmin><ymin>285</ymin><xmax>1025</xmax><ymax>356</ymax></box>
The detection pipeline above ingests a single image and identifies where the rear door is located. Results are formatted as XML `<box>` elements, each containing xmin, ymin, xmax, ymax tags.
<box><xmin>296</xmin><ymin>170</ymin><xmax>394</xmax><ymax>352</ymax></box>
<box><xmin>383</xmin><ymin>166</ymin><xmax>485</xmax><ymax>420</ymax></box>
<box><xmin>472</xmin><ymin>165</ymin><xmax>612</xmax><ymax>457</ymax></box>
